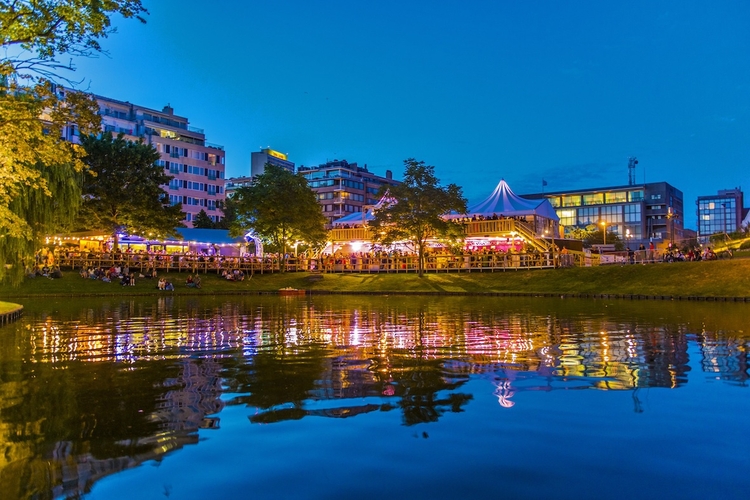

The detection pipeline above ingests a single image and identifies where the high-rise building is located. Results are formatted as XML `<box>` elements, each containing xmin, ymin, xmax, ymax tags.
<box><xmin>251</xmin><ymin>148</ymin><xmax>294</xmax><ymax>177</ymax></box>
<box><xmin>56</xmin><ymin>86</ymin><xmax>226</xmax><ymax>227</ymax></box>
<box><xmin>524</xmin><ymin>182</ymin><xmax>684</xmax><ymax>247</ymax></box>
<box><xmin>696</xmin><ymin>188</ymin><xmax>744</xmax><ymax>240</ymax></box>
<box><xmin>297</xmin><ymin>159</ymin><xmax>399</xmax><ymax>225</ymax></box>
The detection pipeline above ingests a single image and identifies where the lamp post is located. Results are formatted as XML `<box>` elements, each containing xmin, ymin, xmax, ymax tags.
<box><xmin>600</xmin><ymin>221</ymin><xmax>607</xmax><ymax>245</ymax></box>
<box><xmin>666</xmin><ymin>207</ymin><xmax>676</xmax><ymax>248</ymax></box>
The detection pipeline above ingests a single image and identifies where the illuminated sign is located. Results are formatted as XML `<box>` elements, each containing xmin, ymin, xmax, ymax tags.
<box><xmin>264</xmin><ymin>148</ymin><xmax>288</xmax><ymax>160</ymax></box>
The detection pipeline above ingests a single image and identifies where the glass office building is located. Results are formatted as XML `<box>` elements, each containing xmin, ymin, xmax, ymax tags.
<box><xmin>524</xmin><ymin>182</ymin><xmax>684</xmax><ymax>247</ymax></box>
<box><xmin>696</xmin><ymin>189</ymin><xmax>744</xmax><ymax>240</ymax></box>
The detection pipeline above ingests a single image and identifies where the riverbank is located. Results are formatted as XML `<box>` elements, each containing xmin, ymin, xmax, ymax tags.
<box><xmin>1</xmin><ymin>258</ymin><xmax>749</xmax><ymax>300</ymax></box>
<box><xmin>0</xmin><ymin>300</ymin><xmax>24</xmax><ymax>325</ymax></box>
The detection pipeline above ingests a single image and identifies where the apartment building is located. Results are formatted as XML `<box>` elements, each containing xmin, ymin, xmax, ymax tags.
<box><xmin>56</xmin><ymin>86</ymin><xmax>226</xmax><ymax>227</ymax></box>
<box><xmin>297</xmin><ymin>159</ymin><xmax>399</xmax><ymax>225</ymax></box>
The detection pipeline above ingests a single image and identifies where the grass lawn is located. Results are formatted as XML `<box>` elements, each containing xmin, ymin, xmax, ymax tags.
<box><xmin>1</xmin><ymin>256</ymin><xmax>749</xmax><ymax>299</ymax></box>
<box><xmin>0</xmin><ymin>301</ymin><xmax>22</xmax><ymax>314</ymax></box>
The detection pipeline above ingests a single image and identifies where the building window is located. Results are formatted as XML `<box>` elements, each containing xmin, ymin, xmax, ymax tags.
<box><xmin>577</xmin><ymin>207</ymin><xmax>598</xmax><ymax>226</ymax></box>
<box><xmin>601</xmin><ymin>205</ymin><xmax>623</xmax><ymax>223</ymax></box>
<box><xmin>558</xmin><ymin>209</ymin><xmax>576</xmax><ymax>227</ymax></box>
<box><xmin>624</xmin><ymin>204</ymin><xmax>641</xmax><ymax>223</ymax></box>
<box><xmin>629</xmin><ymin>190</ymin><xmax>644</xmax><ymax>202</ymax></box>
<box><xmin>605</xmin><ymin>191</ymin><xmax>627</xmax><ymax>204</ymax></box>
<box><xmin>582</xmin><ymin>193</ymin><xmax>603</xmax><ymax>206</ymax></box>
<box><xmin>562</xmin><ymin>195</ymin><xmax>581</xmax><ymax>207</ymax></box>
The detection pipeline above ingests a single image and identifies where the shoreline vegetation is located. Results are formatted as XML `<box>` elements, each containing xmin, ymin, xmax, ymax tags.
<box><xmin>1</xmin><ymin>256</ymin><xmax>749</xmax><ymax>302</ymax></box>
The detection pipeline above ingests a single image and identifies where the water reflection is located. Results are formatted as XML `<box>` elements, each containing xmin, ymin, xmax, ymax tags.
<box><xmin>0</xmin><ymin>296</ymin><xmax>747</xmax><ymax>499</ymax></box>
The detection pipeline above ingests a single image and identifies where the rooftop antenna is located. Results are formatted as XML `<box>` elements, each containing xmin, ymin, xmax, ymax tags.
<box><xmin>628</xmin><ymin>157</ymin><xmax>638</xmax><ymax>186</ymax></box>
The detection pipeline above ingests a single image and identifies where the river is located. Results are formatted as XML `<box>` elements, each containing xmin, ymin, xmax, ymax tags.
<box><xmin>0</xmin><ymin>295</ymin><xmax>747</xmax><ymax>499</ymax></box>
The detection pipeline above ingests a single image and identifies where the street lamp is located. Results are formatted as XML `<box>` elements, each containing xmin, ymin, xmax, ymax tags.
<box><xmin>666</xmin><ymin>207</ymin><xmax>677</xmax><ymax>248</ymax></box>
<box><xmin>600</xmin><ymin>220</ymin><xmax>607</xmax><ymax>245</ymax></box>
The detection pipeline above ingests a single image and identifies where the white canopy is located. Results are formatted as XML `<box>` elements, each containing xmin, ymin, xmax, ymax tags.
<box><xmin>464</xmin><ymin>179</ymin><xmax>559</xmax><ymax>220</ymax></box>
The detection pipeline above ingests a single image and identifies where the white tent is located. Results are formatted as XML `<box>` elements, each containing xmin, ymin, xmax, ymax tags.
<box><xmin>464</xmin><ymin>179</ymin><xmax>559</xmax><ymax>220</ymax></box>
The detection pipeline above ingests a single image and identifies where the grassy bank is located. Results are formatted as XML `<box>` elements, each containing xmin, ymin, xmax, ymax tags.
<box><xmin>0</xmin><ymin>301</ymin><xmax>22</xmax><ymax>314</ymax></box>
<box><xmin>1</xmin><ymin>258</ymin><xmax>749</xmax><ymax>299</ymax></box>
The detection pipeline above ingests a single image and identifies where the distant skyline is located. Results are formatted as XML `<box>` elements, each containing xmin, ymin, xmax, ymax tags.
<box><xmin>64</xmin><ymin>0</ymin><xmax>748</xmax><ymax>229</ymax></box>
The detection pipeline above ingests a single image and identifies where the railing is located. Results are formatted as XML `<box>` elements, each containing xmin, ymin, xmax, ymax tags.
<box><xmin>315</xmin><ymin>253</ymin><xmax>557</xmax><ymax>273</ymax></box>
<box><xmin>329</xmin><ymin>227</ymin><xmax>371</xmax><ymax>241</ymax></box>
<box><xmin>329</xmin><ymin>219</ymin><xmax>554</xmax><ymax>252</ymax></box>
<box><xmin>53</xmin><ymin>251</ymin><xmax>559</xmax><ymax>275</ymax></box>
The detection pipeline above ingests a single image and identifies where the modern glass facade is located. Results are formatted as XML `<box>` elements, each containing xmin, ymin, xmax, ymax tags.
<box><xmin>523</xmin><ymin>182</ymin><xmax>684</xmax><ymax>247</ymax></box>
<box><xmin>696</xmin><ymin>189</ymin><xmax>743</xmax><ymax>239</ymax></box>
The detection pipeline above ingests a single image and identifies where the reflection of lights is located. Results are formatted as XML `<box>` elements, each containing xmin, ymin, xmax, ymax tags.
<box><xmin>493</xmin><ymin>380</ymin><xmax>515</xmax><ymax>408</ymax></box>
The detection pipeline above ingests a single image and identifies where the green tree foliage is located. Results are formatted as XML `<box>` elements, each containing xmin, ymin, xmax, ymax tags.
<box><xmin>568</xmin><ymin>224</ymin><xmax>623</xmax><ymax>250</ymax></box>
<box><xmin>192</xmin><ymin>209</ymin><xmax>215</xmax><ymax>229</ymax></box>
<box><xmin>230</xmin><ymin>165</ymin><xmax>327</xmax><ymax>270</ymax></box>
<box><xmin>79</xmin><ymin>132</ymin><xmax>184</xmax><ymax>248</ymax></box>
<box><xmin>214</xmin><ymin>195</ymin><xmax>238</xmax><ymax>230</ymax></box>
<box><xmin>1</xmin><ymin>0</ymin><xmax>147</xmax><ymax>80</ymax></box>
<box><xmin>369</xmin><ymin>158</ymin><xmax>467</xmax><ymax>277</ymax></box>
<box><xmin>0</xmin><ymin>0</ymin><xmax>146</xmax><ymax>283</ymax></box>
<box><xmin>0</xmin><ymin>83</ymin><xmax>100</xmax><ymax>283</ymax></box>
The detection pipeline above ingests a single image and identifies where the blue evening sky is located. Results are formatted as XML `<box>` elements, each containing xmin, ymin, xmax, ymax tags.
<box><xmin>69</xmin><ymin>0</ymin><xmax>749</xmax><ymax>229</ymax></box>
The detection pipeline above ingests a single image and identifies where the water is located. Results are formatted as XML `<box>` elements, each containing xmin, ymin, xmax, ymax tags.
<box><xmin>0</xmin><ymin>295</ymin><xmax>748</xmax><ymax>499</ymax></box>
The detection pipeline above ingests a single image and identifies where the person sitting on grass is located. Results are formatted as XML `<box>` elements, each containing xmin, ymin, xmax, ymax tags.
<box><xmin>157</xmin><ymin>277</ymin><xmax>166</xmax><ymax>290</ymax></box>
<box><xmin>120</xmin><ymin>274</ymin><xmax>130</xmax><ymax>286</ymax></box>
<box><xmin>50</xmin><ymin>267</ymin><xmax>63</xmax><ymax>279</ymax></box>
<box><xmin>129</xmin><ymin>272</ymin><xmax>136</xmax><ymax>286</ymax></box>
<box><xmin>164</xmin><ymin>281</ymin><xmax>174</xmax><ymax>291</ymax></box>
<box><xmin>186</xmin><ymin>274</ymin><xmax>195</xmax><ymax>287</ymax></box>
<box><xmin>79</xmin><ymin>268</ymin><xmax>88</xmax><ymax>279</ymax></box>
<box><xmin>193</xmin><ymin>275</ymin><xmax>202</xmax><ymax>289</ymax></box>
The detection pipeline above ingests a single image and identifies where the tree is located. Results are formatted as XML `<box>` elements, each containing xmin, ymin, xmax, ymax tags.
<box><xmin>78</xmin><ymin>132</ymin><xmax>184</xmax><ymax>248</ymax></box>
<box><xmin>192</xmin><ymin>209</ymin><xmax>215</xmax><ymax>229</ymax></box>
<box><xmin>0</xmin><ymin>1</ymin><xmax>147</xmax><ymax>282</ymax></box>
<box><xmin>369</xmin><ymin>158</ymin><xmax>467</xmax><ymax>277</ymax></box>
<box><xmin>1</xmin><ymin>0</ymin><xmax>147</xmax><ymax>81</ymax></box>
<box><xmin>230</xmin><ymin>165</ymin><xmax>327</xmax><ymax>271</ymax></box>
<box><xmin>214</xmin><ymin>196</ymin><xmax>238</xmax><ymax>230</ymax></box>
<box><xmin>568</xmin><ymin>224</ymin><xmax>623</xmax><ymax>250</ymax></box>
